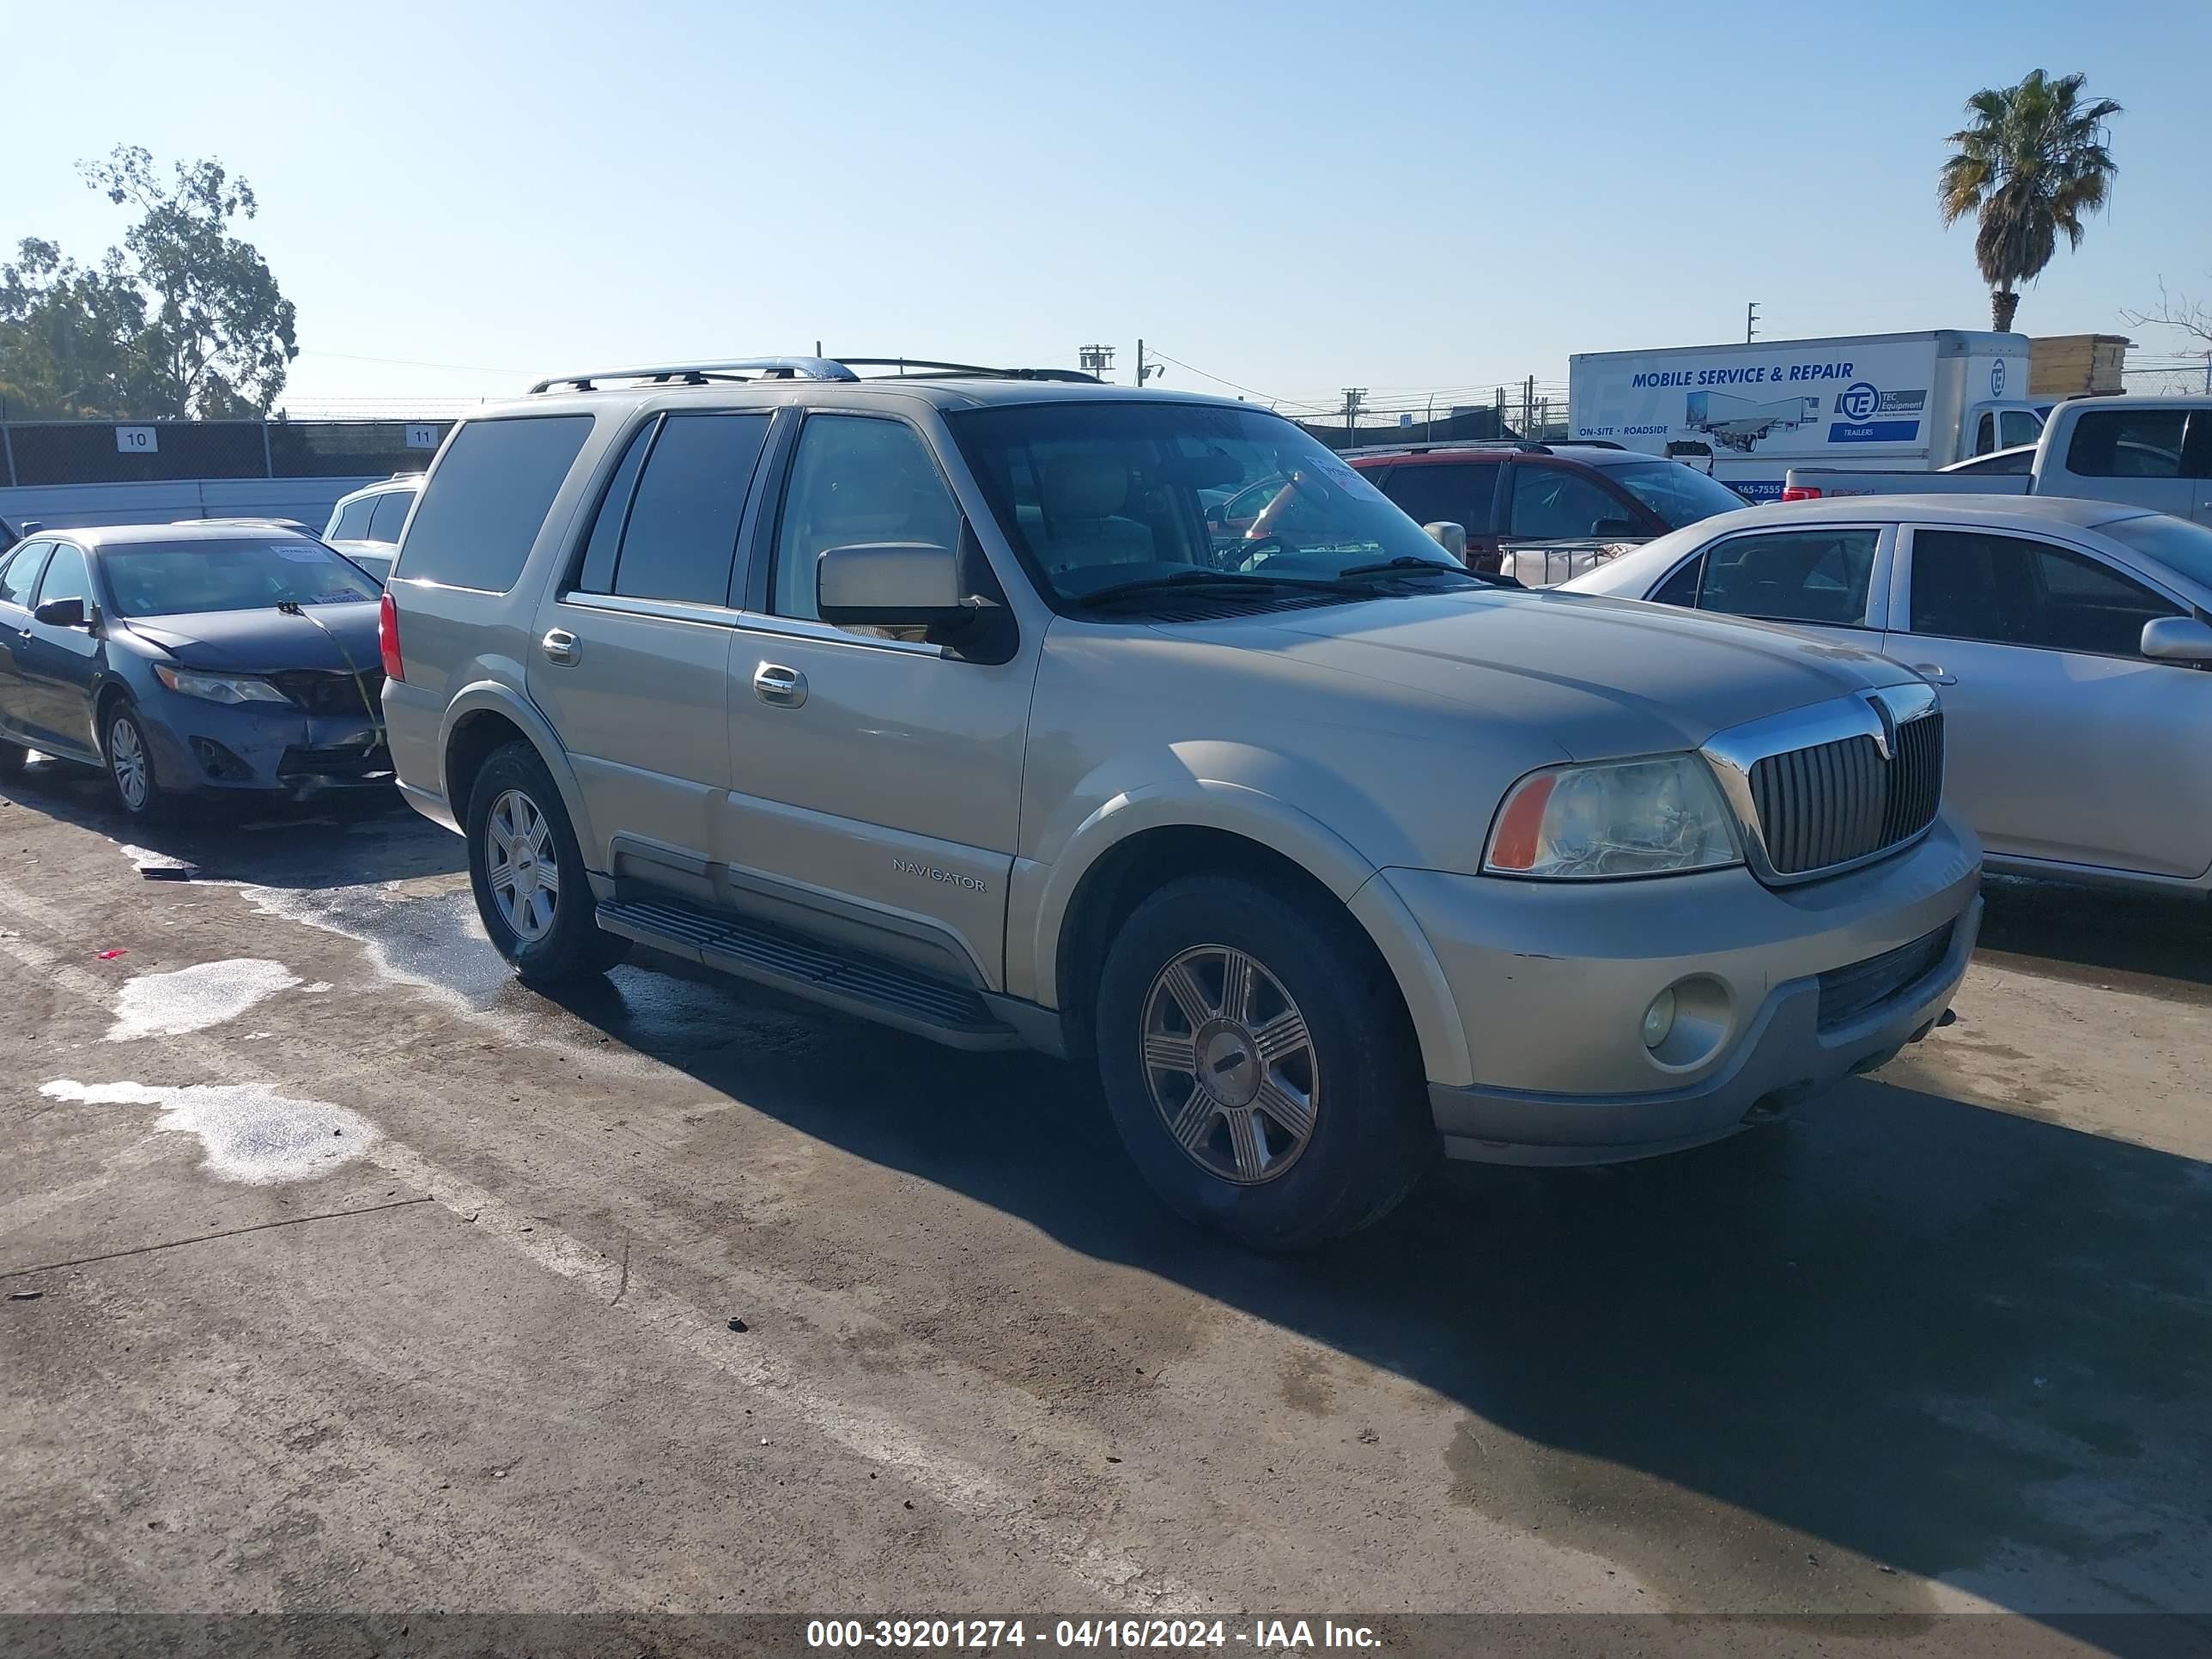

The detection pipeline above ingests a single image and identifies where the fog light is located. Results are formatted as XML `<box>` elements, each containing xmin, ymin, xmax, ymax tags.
<box><xmin>1641</xmin><ymin>988</ymin><xmax>1677</xmax><ymax>1049</ymax></box>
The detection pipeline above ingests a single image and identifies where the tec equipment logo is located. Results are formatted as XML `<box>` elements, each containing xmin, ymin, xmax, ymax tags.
<box><xmin>1838</xmin><ymin>382</ymin><xmax>1881</xmax><ymax>422</ymax></box>
<box><xmin>1991</xmin><ymin>359</ymin><xmax>2008</xmax><ymax>398</ymax></box>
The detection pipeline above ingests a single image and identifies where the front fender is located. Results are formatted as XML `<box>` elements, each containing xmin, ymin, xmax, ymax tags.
<box><xmin>437</xmin><ymin>678</ymin><xmax>601</xmax><ymax>868</ymax></box>
<box><xmin>1012</xmin><ymin>764</ymin><xmax>1474</xmax><ymax>1089</ymax></box>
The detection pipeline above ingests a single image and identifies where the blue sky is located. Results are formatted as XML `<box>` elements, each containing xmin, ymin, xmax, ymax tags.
<box><xmin>7</xmin><ymin>0</ymin><xmax>2207</xmax><ymax>414</ymax></box>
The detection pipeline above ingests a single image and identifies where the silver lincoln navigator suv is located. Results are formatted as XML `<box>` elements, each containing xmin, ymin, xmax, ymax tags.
<box><xmin>379</xmin><ymin>355</ymin><xmax>1983</xmax><ymax>1248</ymax></box>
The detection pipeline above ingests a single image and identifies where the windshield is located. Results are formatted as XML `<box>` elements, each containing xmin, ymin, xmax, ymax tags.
<box><xmin>1600</xmin><ymin>460</ymin><xmax>1748</xmax><ymax>529</ymax></box>
<box><xmin>948</xmin><ymin>402</ymin><xmax>1460</xmax><ymax>604</ymax></box>
<box><xmin>2098</xmin><ymin>513</ymin><xmax>2212</xmax><ymax>590</ymax></box>
<box><xmin>100</xmin><ymin>538</ymin><xmax>383</xmax><ymax>617</ymax></box>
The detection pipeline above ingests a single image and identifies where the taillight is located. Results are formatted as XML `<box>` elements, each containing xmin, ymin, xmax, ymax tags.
<box><xmin>378</xmin><ymin>591</ymin><xmax>404</xmax><ymax>681</ymax></box>
<box><xmin>1780</xmin><ymin>485</ymin><xmax>1821</xmax><ymax>502</ymax></box>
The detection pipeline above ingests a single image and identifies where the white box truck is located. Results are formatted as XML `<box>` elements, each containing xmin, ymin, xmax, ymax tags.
<box><xmin>1568</xmin><ymin>331</ymin><xmax>2044</xmax><ymax>503</ymax></box>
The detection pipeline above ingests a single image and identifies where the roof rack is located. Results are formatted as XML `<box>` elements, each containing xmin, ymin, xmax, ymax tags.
<box><xmin>832</xmin><ymin>357</ymin><xmax>1102</xmax><ymax>384</ymax></box>
<box><xmin>529</xmin><ymin>357</ymin><xmax>860</xmax><ymax>393</ymax></box>
<box><xmin>1346</xmin><ymin>437</ymin><xmax>1630</xmax><ymax>460</ymax></box>
<box><xmin>528</xmin><ymin>355</ymin><xmax>1103</xmax><ymax>394</ymax></box>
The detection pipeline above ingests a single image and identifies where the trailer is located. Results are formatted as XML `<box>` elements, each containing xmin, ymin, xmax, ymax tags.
<box><xmin>1569</xmin><ymin>330</ymin><xmax>2044</xmax><ymax>502</ymax></box>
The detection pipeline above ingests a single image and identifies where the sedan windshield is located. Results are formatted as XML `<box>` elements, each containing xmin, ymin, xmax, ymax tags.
<box><xmin>949</xmin><ymin>402</ymin><xmax>1462</xmax><ymax>605</ymax></box>
<box><xmin>1601</xmin><ymin>461</ymin><xmax>1748</xmax><ymax>529</ymax></box>
<box><xmin>100</xmin><ymin>538</ymin><xmax>382</xmax><ymax>617</ymax></box>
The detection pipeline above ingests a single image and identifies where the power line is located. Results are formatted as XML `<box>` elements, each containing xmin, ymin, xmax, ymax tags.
<box><xmin>1134</xmin><ymin>348</ymin><xmax>1332</xmax><ymax>411</ymax></box>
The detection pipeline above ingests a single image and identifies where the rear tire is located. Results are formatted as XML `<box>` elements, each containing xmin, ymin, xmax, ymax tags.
<box><xmin>1095</xmin><ymin>874</ymin><xmax>1436</xmax><ymax>1249</ymax></box>
<box><xmin>0</xmin><ymin>738</ymin><xmax>24</xmax><ymax>780</ymax></box>
<box><xmin>465</xmin><ymin>741</ymin><xmax>629</xmax><ymax>983</ymax></box>
<box><xmin>100</xmin><ymin>704</ymin><xmax>168</xmax><ymax>820</ymax></box>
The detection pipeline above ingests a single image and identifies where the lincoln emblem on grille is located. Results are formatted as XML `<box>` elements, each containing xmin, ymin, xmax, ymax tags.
<box><xmin>1864</xmin><ymin>691</ymin><xmax>1899</xmax><ymax>761</ymax></box>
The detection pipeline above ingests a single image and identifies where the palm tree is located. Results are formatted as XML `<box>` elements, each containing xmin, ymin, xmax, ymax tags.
<box><xmin>1938</xmin><ymin>70</ymin><xmax>2121</xmax><ymax>332</ymax></box>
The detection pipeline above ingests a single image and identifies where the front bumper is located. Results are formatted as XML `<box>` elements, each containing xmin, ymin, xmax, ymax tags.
<box><xmin>1391</xmin><ymin>814</ymin><xmax>1983</xmax><ymax>1164</ymax></box>
<box><xmin>139</xmin><ymin>690</ymin><xmax>393</xmax><ymax>798</ymax></box>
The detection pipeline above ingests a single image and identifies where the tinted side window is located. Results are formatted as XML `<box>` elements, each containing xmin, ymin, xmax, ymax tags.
<box><xmin>1381</xmin><ymin>463</ymin><xmax>1498</xmax><ymax>534</ymax></box>
<box><xmin>2001</xmin><ymin>410</ymin><xmax>2041</xmax><ymax>449</ymax></box>
<box><xmin>1698</xmin><ymin>529</ymin><xmax>1878</xmax><ymax>626</ymax></box>
<box><xmin>608</xmin><ymin>413</ymin><xmax>769</xmax><ymax>605</ymax></box>
<box><xmin>1508</xmin><ymin>466</ymin><xmax>1632</xmax><ymax>539</ymax></box>
<box><xmin>331</xmin><ymin>497</ymin><xmax>375</xmax><ymax>540</ymax></box>
<box><xmin>35</xmin><ymin>544</ymin><xmax>92</xmax><ymax>609</ymax></box>
<box><xmin>2065</xmin><ymin>409</ymin><xmax>2186</xmax><ymax>478</ymax></box>
<box><xmin>1651</xmin><ymin>554</ymin><xmax>1705</xmax><ymax>607</ymax></box>
<box><xmin>398</xmin><ymin>416</ymin><xmax>593</xmax><ymax>592</ymax></box>
<box><xmin>0</xmin><ymin>542</ymin><xmax>52</xmax><ymax>607</ymax></box>
<box><xmin>574</xmin><ymin>420</ymin><xmax>658</xmax><ymax>595</ymax></box>
<box><xmin>367</xmin><ymin>490</ymin><xmax>415</xmax><ymax>544</ymax></box>
<box><xmin>772</xmin><ymin>416</ymin><xmax>961</xmax><ymax>621</ymax></box>
<box><xmin>1909</xmin><ymin>529</ymin><xmax>2179</xmax><ymax>655</ymax></box>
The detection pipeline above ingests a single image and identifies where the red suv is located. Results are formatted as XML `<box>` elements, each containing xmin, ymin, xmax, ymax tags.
<box><xmin>1347</xmin><ymin>441</ymin><xmax>1747</xmax><ymax>578</ymax></box>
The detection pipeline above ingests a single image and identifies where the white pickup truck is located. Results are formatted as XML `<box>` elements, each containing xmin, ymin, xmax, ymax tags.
<box><xmin>1783</xmin><ymin>396</ymin><xmax>2212</xmax><ymax>526</ymax></box>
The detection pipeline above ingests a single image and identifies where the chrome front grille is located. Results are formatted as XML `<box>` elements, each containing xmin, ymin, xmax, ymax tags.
<box><xmin>1703</xmin><ymin>685</ymin><xmax>1947</xmax><ymax>885</ymax></box>
<box><xmin>1749</xmin><ymin>712</ymin><xmax>1943</xmax><ymax>877</ymax></box>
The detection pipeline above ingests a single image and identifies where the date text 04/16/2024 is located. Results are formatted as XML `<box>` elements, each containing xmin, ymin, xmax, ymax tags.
<box><xmin>805</xmin><ymin>1620</ymin><xmax>1382</xmax><ymax>1651</ymax></box>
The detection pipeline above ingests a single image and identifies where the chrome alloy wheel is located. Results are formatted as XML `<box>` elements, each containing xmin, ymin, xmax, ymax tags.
<box><xmin>108</xmin><ymin>717</ymin><xmax>149</xmax><ymax>810</ymax></box>
<box><xmin>486</xmin><ymin>788</ymin><xmax>559</xmax><ymax>943</ymax></box>
<box><xmin>1140</xmin><ymin>944</ymin><xmax>1318</xmax><ymax>1184</ymax></box>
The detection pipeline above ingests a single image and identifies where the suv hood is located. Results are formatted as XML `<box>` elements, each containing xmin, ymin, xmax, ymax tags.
<box><xmin>1178</xmin><ymin>588</ymin><xmax>1913</xmax><ymax>761</ymax></box>
<box><xmin>117</xmin><ymin>603</ymin><xmax>383</xmax><ymax>675</ymax></box>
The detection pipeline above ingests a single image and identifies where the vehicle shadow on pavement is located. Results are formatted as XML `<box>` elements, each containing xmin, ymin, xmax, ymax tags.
<box><xmin>0</xmin><ymin>756</ymin><xmax>459</xmax><ymax>890</ymax></box>
<box><xmin>1974</xmin><ymin>873</ymin><xmax>2212</xmax><ymax>997</ymax></box>
<box><xmin>544</xmin><ymin>951</ymin><xmax>2212</xmax><ymax>1618</ymax></box>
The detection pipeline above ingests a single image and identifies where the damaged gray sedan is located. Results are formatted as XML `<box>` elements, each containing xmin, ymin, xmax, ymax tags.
<box><xmin>0</xmin><ymin>523</ymin><xmax>390</xmax><ymax>818</ymax></box>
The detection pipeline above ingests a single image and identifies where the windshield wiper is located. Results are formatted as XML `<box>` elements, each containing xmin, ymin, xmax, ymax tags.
<box><xmin>1072</xmin><ymin>570</ymin><xmax>1363</xmax><ymax>609</ymax></box>
<box><xmin>1338</xmin><ymin>556</ymin><xmax>1521</xmax><ymax>587</ymax></box>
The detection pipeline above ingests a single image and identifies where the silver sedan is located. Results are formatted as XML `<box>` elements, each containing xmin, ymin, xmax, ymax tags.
<box><xmin>1561</xmin><ymin>494</ymin><xmax>2212</xmax><ymax>897</ymax></box>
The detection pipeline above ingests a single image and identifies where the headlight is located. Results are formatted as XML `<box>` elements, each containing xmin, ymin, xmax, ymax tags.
<box><xmin>154</xmin><ymin>665</ymin><xmax>292</xmax><ymax>706</ymax></box>
<box><xmin>1484</xmin><ymin>754</ymin><xmax>1741</xmax><ymax>879</ymax></box>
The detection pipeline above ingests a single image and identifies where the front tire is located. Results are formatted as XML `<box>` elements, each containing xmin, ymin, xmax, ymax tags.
<box><xmin>465</xmin><ymin>742</ymin><xmax>628</xmax><ymax>983</ymax></box>
<box><xmin>0</xmin><ymin>738</ymin><xmax>24</xmax><ymax>780</ymax></box>
<box><xmin>101</xmin><ymin>704</ymin><xmax>167</xmax><ymax>819</ymax></box>
<box><xmin>1095</xmin><ymin>874</ymin><xmax>1436</xmax><ymax>1249</ymax></box>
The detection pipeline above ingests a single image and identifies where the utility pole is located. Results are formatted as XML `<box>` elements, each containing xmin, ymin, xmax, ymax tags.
<box><xmin>1340</xmin><ymin>387</ymin><xmax>1366</xmax><ymax>450</ymax></box>
<box><xmin>1746</xmin><ymin>301</ymin><xmax>1760</xmax><ymax>344</ymax></box>
<box><xmin>1079</xmin><ymin>343</ymin><xmax>1115</xmax><ymax>380</ymax></box>
<box><xmin>1133</xmin><ymin>339</ymin><xmax>1164</xmax><ymax>386</ymax></box>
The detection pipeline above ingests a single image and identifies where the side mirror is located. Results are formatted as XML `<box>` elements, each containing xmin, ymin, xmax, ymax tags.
<box><xmin>1592</xmin><ymin>518</ymin><xmax>1641</xmax><ymax>539</ymax></box>
<box><xmin>33</xmin><ymin>598</ymin><xmax>88</xmax><ymax>629</ymax></box>
<box><xmin>817</xmin><ymin>541</ymin><xmax>973</xmax><ymax>628</ymax></box>
<box><xmin>1423</xmin><ymin>521</ymin><xmax>1468</xmax><ymax>562</ymax></box>
<box><xmin>2142</xmin><ymin>615</ymin><xmax>2212</xmax><ymax>665</ymax></box>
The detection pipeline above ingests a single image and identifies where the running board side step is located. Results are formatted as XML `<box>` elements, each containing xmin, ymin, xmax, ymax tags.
<box><xmin>595</xmin><ymin>896</ymin><xmax>1023</xmax><ymax>1051</ymax></box>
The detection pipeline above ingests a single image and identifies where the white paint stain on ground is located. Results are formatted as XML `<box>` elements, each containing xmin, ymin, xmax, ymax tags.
<box><xmin>105</xmin><ymin>958</ymin><xmax>303</xmax><ymax>1042</ymax></box>
<box><xmin>39</xmin><ymin>1079</ymin><xmax>380</xmax><ymax>1184</ymax></box>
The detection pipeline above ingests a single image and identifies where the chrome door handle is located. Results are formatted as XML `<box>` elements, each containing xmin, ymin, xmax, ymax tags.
<box><xmin>540</xmin><ymin>628</ymin><xmax>579</xmax><ymax>665</ymax></box>
<box><xmin>753</xmin><ymin>662</ymin><xmax>806</xmax><ymax>707</ymax></box>
<box><xmin>1911</xmin><ymin>663</ymin><xmax>1958</xmax><ymax>686</ymax></box>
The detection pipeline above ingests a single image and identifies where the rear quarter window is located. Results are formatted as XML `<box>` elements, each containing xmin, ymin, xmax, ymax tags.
<box><xmin>396</xmin><ymin>415</ymin><xmax>592</xmax><ymax>592</ymax></box>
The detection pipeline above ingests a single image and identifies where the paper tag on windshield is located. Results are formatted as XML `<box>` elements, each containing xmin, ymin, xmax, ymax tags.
<box><xmin>275</xmin><ymin>544</ymin><xmax>325</xmax><ymax>562</ymax></box>
<box><xmin>1311</xmin><ymin>455</ymin><xmax>1383</xmax><ymax>500</ymax></box>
